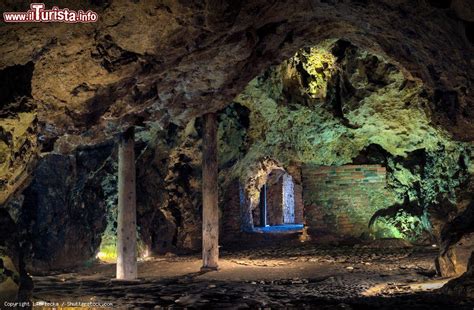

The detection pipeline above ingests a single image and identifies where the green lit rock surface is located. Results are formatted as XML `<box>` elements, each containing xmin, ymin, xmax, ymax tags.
<box><xmin>229</xmin><ymin>41</ymin><xmax>472</xmax><ymax>241</ymax></box>
<box><xmin>370</xmin><ymin>210</ymin><xmax>430</xmax><ymax>243</ymax></box>
<box><xmin>233</xmin><ymin>41</ymin><xmax>468</xmax><ymax>171</ymax></box>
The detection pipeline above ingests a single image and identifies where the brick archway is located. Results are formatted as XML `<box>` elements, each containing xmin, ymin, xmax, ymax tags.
<box><xmin>252</xmin><ymin>169</ymin><xmax>303</xmax><ymax>228</ymax></box>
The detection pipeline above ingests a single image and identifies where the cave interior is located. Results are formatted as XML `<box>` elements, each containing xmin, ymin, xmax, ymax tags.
<box><xmin>0</xmin><ymin>0</ymin><xmax>473</xmax><ymax>309</ymax></box>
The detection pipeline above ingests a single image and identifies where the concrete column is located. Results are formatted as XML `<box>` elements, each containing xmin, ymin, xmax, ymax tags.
<box><xmin>201</xmin><ymin>113</ymin><xmax>219</xmax><ymax>271</ymax></box>
<box><xmin>116</xmin><ymin>127</ymin><xmax>137</xmax><ymax>280</ymax></box>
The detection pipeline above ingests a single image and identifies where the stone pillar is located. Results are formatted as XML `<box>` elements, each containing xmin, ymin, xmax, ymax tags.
<box><xmin>201</xmin><ymin>113</ymin><xmax>219</xmax><ymax>271</ymax></box>
<box><xmin>116</xmin><ymin>127</ymin><xmax>137</xmax><ymax>280</ymax></box>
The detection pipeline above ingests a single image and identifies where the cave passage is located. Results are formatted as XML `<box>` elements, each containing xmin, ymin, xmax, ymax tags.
<box><xmin>0</xmin><ymin>1</ymin><xmax>473</xmax><ymax>309</ymax></box>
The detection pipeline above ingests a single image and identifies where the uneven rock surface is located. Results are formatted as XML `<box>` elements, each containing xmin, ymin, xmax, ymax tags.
<box><xmin>442</xmin><ymin>251</ymin><xmax>474</xmax><ymax>299</ymax></box>
<box><xmin>437</xmin><ymin>234</ymin><xmax>474</xmax><ymax>277</ymax></box>
<box><xmin>0</xmin><ymin>0</ymin><xmax>473</xmax><ymax>206</ymax></box>
<box><xmin>32</xmin><ymin>244</ymin><xmax>474</xmax><ymax>309</ymax></box>
<box><xmin>0</xmin><ymin>61</ymin><xmax>37</xmax><ymax>206</ymax></box>
<box><xmin>437</xmin><ymin>201</ymin><xmax>474</xmax><ymax>296</ymax></box>
<box><xmin>5</xmin><ymin>142</ymin><xmax>115</xmax><ymax>272</ymax></box>
<box><xmin>231</xmin><ymin>41</ymin><xmax>471</xmax><ymax>238</ymax></box>
<box><xmin>0</xmin><ymin>209</ymin><xmax>21</xmax><ymax>303</ymax></box>
<box><xmin>0</xmin><ymin>0</ymin><xmax>473</xmax><ymax>302</ymax></box>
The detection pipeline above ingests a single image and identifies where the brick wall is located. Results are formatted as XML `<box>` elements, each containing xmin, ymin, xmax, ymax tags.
<box><xmin>252</xmin><ymin>198</ymin><xmax>261</xmax><ymax>227</ymax></box>
<box><xmin>266</xmin><ymin>176</ymin><xmax>283</xmax><ymax>225</ymax></box>
<box><xmin>302</xmin><ymin>164</ymin><xmax>394</xmax><ymax>238</ymax></box>
<box><xmin>294</xmin><ymin>182</ymin><xmax>304</xmax><ymax>224</ymax></box>
<box><xmin>221</xmin><ymin>180</ymin><xmax>243</xmax><ymax>242</ymax></box>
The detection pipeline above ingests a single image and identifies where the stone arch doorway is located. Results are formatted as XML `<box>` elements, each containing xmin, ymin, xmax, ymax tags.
<box><xmin>252</xmin><ymin>168</ymin><xmax>304</xmax><ymax>233</ymax></box>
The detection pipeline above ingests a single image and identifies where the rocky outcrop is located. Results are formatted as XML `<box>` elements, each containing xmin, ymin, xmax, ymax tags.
<box><xmin>0</xmin><ymin>62</ymin><xmax>37</xmax><ymax>207</ymax></box>
<box><xmin>437</xmin><ymin>201</ymin><xmax>474</xmax><ymax>276</ymax></box>
<box><xmin>442</xmin><ymin>251</ymin><xmax>474</xmax><ymax>298</ymax></box>
<box><xmin>0</xmin><ymin>209</ymin><xmax>21</xmax><ymax>303</ymax></box>
<box><xmin>437</xmin><ymin>172</ymin><xmax>474</xmax><ymax>297</ymax></box>
<box><xmin>436</xmin><ymin>157</ymin><xmax>474</xmax><ymax>275</ymax></box>
<box><xmin>5</xmin><ymin>142</ymin><xmax>114</xmax><ymax>272</ymax></box>
<box><xmin>437</xmin><ymin>234</ymin><xmax>474</xmax><ymax>277</ymax></box>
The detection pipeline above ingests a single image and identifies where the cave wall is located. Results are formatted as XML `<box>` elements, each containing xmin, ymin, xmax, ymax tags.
<box><xmin>1</xmin><ymin>39</ymin><xmax>470</xmax><ymax>273</ymax></box>
<box><xmin>0</xmin><ymin>62</ymin><xmax>37</xmax><ymax>207</ymax></box>
<box><xmin>0</xmin><ymin>2</ymin><xmax>471</xmax><ymax>298</ymax></box>
<box><xmin>230</xmin><ymin>40</ymin><xmax>472</xmax><ymax>244</ymax></box>
<box><xmin>0</xmin><ymin>209</ymin><xmax>21</xmax><ymax>303</ymax></box>
<box><xmin>437</xmin><ymin>199</ymin><xmax>474</xmax><ymax>275</ymax></box>
<box><xmin>440</xmin><ymin>201</ymin><xmax>474</xmax><ymax>298</ymax></box>
<box><xmin>7</xmin><ymin>142</ymin><xmax>114</xmax><ymax>272</ymax></box>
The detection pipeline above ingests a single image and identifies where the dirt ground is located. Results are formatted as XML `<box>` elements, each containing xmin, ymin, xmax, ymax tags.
<box><xmin>31</xmin><ymin>242</ymin><xmax>474</xmax><ymax>309</ymax></box>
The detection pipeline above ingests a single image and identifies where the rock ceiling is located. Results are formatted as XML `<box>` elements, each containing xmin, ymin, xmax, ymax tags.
<box><xmin>0</xmin><ymin>0</ymin><xmax>472</xmax><ymax>202</ymax></box>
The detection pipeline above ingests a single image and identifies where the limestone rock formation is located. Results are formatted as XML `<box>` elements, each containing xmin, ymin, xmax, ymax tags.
<box><xmin>0</xmin><ymin>0</ymin><xmax>473</xmax><ymax>300</ymax></box>
<box><xmin>442</xmin><ymin>251</ymin><xmax>474</xmax><ymax>298</ymax></box>
<box><xmin>10</xmin><ymin>143</ymin><xmax>114</xmax><ymax>271</ymax></box>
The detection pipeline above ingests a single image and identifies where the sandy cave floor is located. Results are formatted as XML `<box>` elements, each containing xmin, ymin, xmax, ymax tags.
<box><xmin>32</xmin><ymin>243</ymin><xmax>474</xmax><ymax>309</ymax></box>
